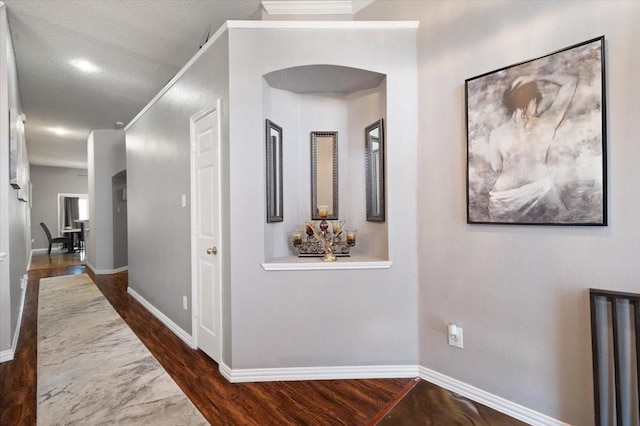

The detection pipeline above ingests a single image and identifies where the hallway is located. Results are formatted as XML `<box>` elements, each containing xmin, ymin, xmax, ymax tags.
<box><xmin>0</xmin><ymin>252</ymin><xmax>410</xmax><ymax>425</ymax></box>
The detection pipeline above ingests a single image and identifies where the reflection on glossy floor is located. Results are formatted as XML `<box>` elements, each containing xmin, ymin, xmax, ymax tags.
<box><xmin>370</xmin><ymin>378</ymin><xmax>526</xmax><ymax>425</ymax></box>
<box><xmin>29</xmin><ymin>250</ymin><xmax>85</xmax><ymax>270</ymax></box>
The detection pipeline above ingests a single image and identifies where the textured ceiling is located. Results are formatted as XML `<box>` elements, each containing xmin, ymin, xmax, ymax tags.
<box><xmin>3</xmin><ymin>0</ymin><xmax>262</xmax><ymax>168</ymax></box>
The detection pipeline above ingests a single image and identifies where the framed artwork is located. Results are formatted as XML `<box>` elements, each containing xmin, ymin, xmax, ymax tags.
<box><xmin>466</xmin><ymin>36</ymin><xmax>606</xmax><ymax>225</ymax></box>
<box><xmin>265</xmin><ymin>119</ymin><xmax>283</xmax><ymax>223</ymax></box>
<box><xmin>9</xmin><ymin>108</ymin><xmax>21</xmax><ymax>189</ymax></box>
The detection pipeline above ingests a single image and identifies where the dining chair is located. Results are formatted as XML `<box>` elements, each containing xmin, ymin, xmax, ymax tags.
<box><xmin>40</xmin><ymin>222</ymin><xmax>71</xmax><ymax>255</ymax></box>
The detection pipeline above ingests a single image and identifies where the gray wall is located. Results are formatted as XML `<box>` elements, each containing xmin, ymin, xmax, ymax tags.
<box><xmin>30</xmin><ymin>165</ymin><xmax>88</xmax><ymax>250</ymax></box>
<box><xmin>0</xmin><ymin>4</ymin><xmax>29</xmax><ymax>355</ymax></box>
<box><xmin>126</xmin><ymin>23</ymin><xmax>419</xmax><ymax>371</ymax></box>
<box><xmin>357</xmin><ymin>1</ymin><xmax>640</xmax><ymax>425</ymax></box>
<box><xmin>87</xmin><ymin>129</ymin><xmax>126</xmax><ymax>272</ymax></box>
<box><xmin>227</xmin><ymin>25</ymin><xmax>418</xmax><ymax>369</ymax></box>
<box><xmin>126</xmin><ymin>32</ymin><xmax>231</xmax><ymax>338</ymax></box>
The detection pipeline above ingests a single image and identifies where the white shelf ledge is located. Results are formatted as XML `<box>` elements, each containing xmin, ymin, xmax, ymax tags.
<box><xmin>262</xmin><ymin>255</ymin><xmax>393</xmax><ymax>271</ymax></box>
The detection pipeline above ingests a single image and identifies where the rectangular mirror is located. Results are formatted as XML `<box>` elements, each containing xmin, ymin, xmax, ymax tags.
<box><xmin>266</xmin><ymin>119</ymin><xmax>283</xmax><ymax>222</ymax></box>
<box><xmin>311</xmin><ymin>131</ymin><xmax>338</xmax><ymax>220</ymax></box>
<box><xmin>365</xmin><ymin>119</ymin><xmax>385</xmax><ymax>222</ymax></box>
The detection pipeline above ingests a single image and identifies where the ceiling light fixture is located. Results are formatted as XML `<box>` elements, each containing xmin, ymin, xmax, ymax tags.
<box><xmin>50</xmin><ymin>127</ymin><xmax>68</xmax><ymax>136</ymax></box>
<box><xmin>70</xmin><ymin>59</ymin><xmax>100</xmax><ymax>73</ymax></box>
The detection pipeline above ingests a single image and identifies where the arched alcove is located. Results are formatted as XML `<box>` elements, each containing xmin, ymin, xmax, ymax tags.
<box><xmin>262</xmin><ymin>64</ymin><xmax>388</xmax><ymax>262</ymax></box>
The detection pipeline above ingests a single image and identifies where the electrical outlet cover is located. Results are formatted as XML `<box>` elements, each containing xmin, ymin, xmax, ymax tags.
<box><xmin>449</xmin><ymin>327</ymin><xmax>463</xmax><ymax>348</ymax></box>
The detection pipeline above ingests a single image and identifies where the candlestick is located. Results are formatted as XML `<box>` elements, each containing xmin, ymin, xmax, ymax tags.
<box><xmin>292</xmin><ymin>229</ymin><xmax>302</xmax><ymax>245</ymax></box>
<box><xmin>346</xmin><ymin>229</ymin><xmax>357</xmax><ymax>246</ymax></box>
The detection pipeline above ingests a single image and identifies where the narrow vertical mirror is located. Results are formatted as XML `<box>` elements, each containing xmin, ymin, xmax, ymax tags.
<box><xmin>365</xmin><ymin>119</ymin><xmax>385</xmax><ymax>222</ymax></box>
<box><xmin>266</xmin><ymin>119</ymin><xmax>283</xmax><ymax>222</ymax></box>
<box><xmin>311</xmin><ymin>131</ymin><xmax>338</xmax><ymax>220</ymax></box>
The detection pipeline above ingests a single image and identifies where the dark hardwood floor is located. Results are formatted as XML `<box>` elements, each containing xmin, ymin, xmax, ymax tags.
<box><xmin>2</xmin><ymin>251</ymin><xmax>523</xmax><ymax>425</ymax></box>
<box><xmin>0</xmin><ymin>252</ymin><xmax>410</xmax><ymax>425</ymax></box>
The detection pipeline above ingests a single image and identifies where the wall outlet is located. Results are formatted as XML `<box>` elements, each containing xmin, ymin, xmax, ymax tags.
<box><xmin>448</xmin><ymin>324</ymin><xmax>463</xmax><ymax>349</ymax></box>
<box><xmin>183</xmin><ymin>296</ymin><xmax>188</xmax><ymax>310</ymax></box>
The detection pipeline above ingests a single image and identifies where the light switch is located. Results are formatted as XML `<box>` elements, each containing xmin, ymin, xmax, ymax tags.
<box><xmin>181</xmin><ymin>194</ymin><xmax>186</xmax><ymax>208</ymax></box>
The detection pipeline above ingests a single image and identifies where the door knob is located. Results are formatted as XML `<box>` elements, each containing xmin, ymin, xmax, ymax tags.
<box><xmin>206</xmin><ymin>247</ymin><xmax>217</xmax><ymax>255</ymax></box>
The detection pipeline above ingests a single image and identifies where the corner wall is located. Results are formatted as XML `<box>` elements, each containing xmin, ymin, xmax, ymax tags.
<box><xmin>228</xmin><ymin>24</ymin><xmax>418</xmax><ymax>369</ymax></box>
<box><xmin>357</xmin><ymin>1</ymin><xmax>640</xmax><ymax>424</ymax></box>
<box><xmin>87</xmin><ymin>129</ymin><xmax>125</xmax><ymax>273</ymax></box>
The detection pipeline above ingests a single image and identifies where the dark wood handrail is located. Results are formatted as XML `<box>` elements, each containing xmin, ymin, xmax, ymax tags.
<box><xmin>590</xmin><ymin>288</ymin><xmax>640</xmax><ymax>426</ymax></box>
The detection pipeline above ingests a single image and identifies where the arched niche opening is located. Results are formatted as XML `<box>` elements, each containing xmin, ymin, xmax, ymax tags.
<box><xmin>262</xmin><ymin>64</ymin><xmax>388</xmax><ymax>263</ymax></box>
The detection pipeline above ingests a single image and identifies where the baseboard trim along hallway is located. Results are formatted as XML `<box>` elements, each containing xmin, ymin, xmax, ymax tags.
<box><xmin>131</xmin><ymin>286</ymin><xmax>570</xmax><ymax>426</ymax></box>
<box><xmin>127</xmin><ymin>286</ymin><xmax>195</xmax><ymax>348</ymax></box>
<box><xmin>419</xmin><ymin>367</ymin><xmax>571</xmax><ymax>426</ymax></box>
<box><xmin>220</xmin><ymin>363</ymin><xmax>420</xmax><ymax>383</ymax></box>
<box><xmin>0</xmin><ymin>276</ymin><xmax>27</xmax><ymax>363</ymax></box>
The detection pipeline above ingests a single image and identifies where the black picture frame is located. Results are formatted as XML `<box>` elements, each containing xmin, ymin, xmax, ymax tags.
<box><xmin>9</xmin><ymin>108</ymin><xmax>21</xmax><ymax>189</ymax></box>
<box><xmin>310</xmin><ymin>131</ymin><xmax>339</xmax><ymax>221</ymax></box>
<box><xmin>265</xmin><ymin>119</ymin><xmax>283</xmax><ymax>223</ymax></box>
<box><xmin>365</xmin><ymin>119</ymin><xmax>385</xmax><ymax>222</ymax></box>
<box><xmin>466</xmin><ymin>36</ymin><xmax>607</xmax><ymax>225</ymax></box>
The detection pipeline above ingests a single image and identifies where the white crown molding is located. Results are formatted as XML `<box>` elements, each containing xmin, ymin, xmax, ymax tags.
<box><xmin>126</xmin><ymin>21</ymin><xmax>230</xmax><ymax>132</ymax></box>
<box><xmin>127</xmin><ymin>19</ymin><xmax>417</xmax><ymax>132</ymax></box>
<box><xmin>262</xmin><ymin>0</ymin><xmax>374</xmax><ymax>16</ymax></box>
<box><xmin>351</xmin><ymin>0</ymin><xmax>375</xmax><ymax>14</ymax></box>
<box><xmin>227</xmin><ymin>20</ymin><xmax>419</xmax><ymax>29</ymax></box>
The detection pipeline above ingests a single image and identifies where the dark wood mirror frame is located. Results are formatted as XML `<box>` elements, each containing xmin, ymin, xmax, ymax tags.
<box><xmin>311</xmin><ymin>131</ymin><xmax>338</xmax><ymax>220</ymax></box>
<box><xmin>365</xmin><ymin>119</ymin><xmax>385</xmax><ymax>222</ymax></box>
<box><xmin>266</xmin><ymin>119</ymin><xmax>283</xmax><ymax>223</ymax></box>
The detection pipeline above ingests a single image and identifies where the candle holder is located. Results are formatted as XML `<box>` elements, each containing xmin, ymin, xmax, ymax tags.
<box><xmin>292</xmin><ymin>217</ymin><xmax>354</xmax><ymax>260</ymax></box>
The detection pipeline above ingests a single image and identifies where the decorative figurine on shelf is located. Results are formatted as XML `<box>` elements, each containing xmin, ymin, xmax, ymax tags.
<box><xmin>292</xmin><ymin>206</ymin><xmax>356</xmax><ymax>261</ymax></box>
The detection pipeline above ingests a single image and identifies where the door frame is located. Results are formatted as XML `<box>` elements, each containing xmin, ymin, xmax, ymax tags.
<box><xmin>56</xmin><ymin>192</ymin><xmax>88</xmax><ymax>236</ymax></box>
<box><xmin>189</xmin><ymin>100</ymin><xmax>223</xmax><ymax>357</ymax></box>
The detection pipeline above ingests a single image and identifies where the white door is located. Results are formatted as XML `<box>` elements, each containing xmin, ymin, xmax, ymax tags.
<box><xmin>191</xmin><ymin>104</ymin><xmax>221</xmax><ymax>362</ymax></box>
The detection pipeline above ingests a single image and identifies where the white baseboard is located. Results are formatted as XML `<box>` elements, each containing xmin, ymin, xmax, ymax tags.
<box><xmin>114</xmin><ymin>284</ymin><xmax>564</xmax><ymax>425</ymax></box>
<box><xmin>127</xmin><ymin>287</ymin><xmax>195</xmax><ymax>349</ymax></box>
<box><xmin>0</xmin><ymin>349</ymin><xmax>13</xmax><ymax>363</ymax></box>
<box><xmin>219</xmin><ymin>362</ymin><xmax>420</xmax><ymax>383</ymax></box>
<box><xmin>32</xmin><ymin>247</ymin><xmax>64</xmax><ymax>254</ymax></box>
<box><xmin>108</xmin><ymin>266</ymin><xmax>128</xmax><ymax>274</ymax></box>
<box><xmin>217</xmin><ymin>362</ymin><xmax>569</xmax><ymax>424</ymax></box>
<box><xmin>85</xmin><ymin>262</ymin><xmax>128</xmax><ymax>275</ymax></box>
<box><xmin>419</xmin><ymin>367</ymin><xmax>570</xmax><ymax>426</ymax></box>
<box><xmin>0</xmin><ymin>276</ymin><xmax>28</xmax><ymax>363</ymax></box>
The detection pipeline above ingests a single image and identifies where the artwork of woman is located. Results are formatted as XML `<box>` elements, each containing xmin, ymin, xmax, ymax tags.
<box><xmin>487</xmin><ymin>74</ymin><xmax>577</xmax><ymax>222</ymax></box>
<box><xmin>466</xmin><ymin>37</ymin><xmax>605</xmax><ymax>225</ymax></box>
